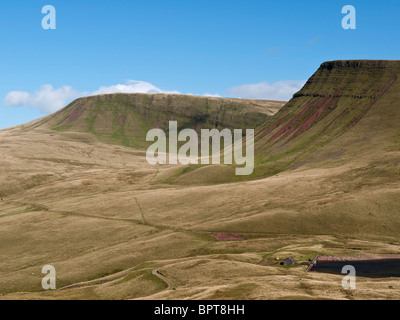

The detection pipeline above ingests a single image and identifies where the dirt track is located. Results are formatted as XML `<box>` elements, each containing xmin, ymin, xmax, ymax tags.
<box><xmin>152</xmin><ymin>269</ymin><xmax>174</xmax><ymax>290</ymax></box>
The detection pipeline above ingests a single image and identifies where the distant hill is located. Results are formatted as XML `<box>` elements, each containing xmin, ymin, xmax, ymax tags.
<box><xmin>1</xmin><ymin>61</ymin><xmax>400</xmax><ymax>300</ymax></box>
<box><xmin>25</xmin><ymin>93</ymin><xmax>284</xmax><ymax>149</ymax></box>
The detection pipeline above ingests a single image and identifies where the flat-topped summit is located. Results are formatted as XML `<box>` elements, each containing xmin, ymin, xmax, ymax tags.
<box><xmin>27</xmin><ymin>93</ymin><xmax>284</xmax><ymax>149</ymax></box>
<box><xmin>253</xmin><ymin>59</ymin><xmax>400</xmax><ymax>177</ymax></box>
<box><xmin>320</xmin><ymin>59</ymin><xmax>400</xmax><ymax>70</ymax></box>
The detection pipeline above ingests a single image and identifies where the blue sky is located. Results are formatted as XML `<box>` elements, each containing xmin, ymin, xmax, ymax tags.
<box><xmin>0</xmin><ymin>0</ymin><xmax>399</xmax><ymax>129</ymax></box>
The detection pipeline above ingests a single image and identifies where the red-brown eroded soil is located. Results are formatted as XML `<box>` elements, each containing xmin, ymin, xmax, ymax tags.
<box><xmin>213</xmin><ymin>233</ymin><xmax>245</xmax><ymax>241</ymax></box>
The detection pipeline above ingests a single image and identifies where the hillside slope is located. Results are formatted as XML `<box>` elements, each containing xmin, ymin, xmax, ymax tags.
<box><xmin>1</xmin><ymin>61</ymin><xmax>400</xmax><ymax>300</ymax></box>
<box><xmin>26</xmin><ymin>93</ymin><xmax>284</xmax><ymax>149</ymax></box>
<box><xmin>252</xmin><ymin>60</ymin><xmax>400</xmax><ymax>177</ymax></box>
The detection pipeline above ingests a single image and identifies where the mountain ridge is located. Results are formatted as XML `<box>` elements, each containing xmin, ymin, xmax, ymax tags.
<box><xmin>251</xmin><ymin>59</ymin><xmax>400</xmax><ymax>178</ymax></box>
<box><xmin>27</xmin><ymin>93</ymin><xmax>284</xmax><ymax>149</ymax></box>
<box><xmin>1</xmin><ymin>60</ymin><xmax>400</xmax><ymax>299</ymax></box>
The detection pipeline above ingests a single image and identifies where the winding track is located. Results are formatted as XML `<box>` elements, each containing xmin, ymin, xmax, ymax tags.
<box><xmin>152</xmin><ymin>269</ymin><xmax>174</xmax><ymax>290</ymax></box>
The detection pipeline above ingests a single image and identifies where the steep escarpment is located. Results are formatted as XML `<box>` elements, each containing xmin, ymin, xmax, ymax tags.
<box><xmin>1</xmin><ymin>61</ymin><xmax>400</xmax><ymax>300</ymax></box>
<box><xmin>254</xmin><ymin>60</ymin><xmax>400</xmax><ymax>177</ymax></box>
<box><xmin>13</xmin><ymin>60</ymin><xmax>400</xmax><ymax>184</ymax></box>
<box><xmin>28</xmin><ymin>93</ymin><xmax>283</xmax><ymax>149</ymax></box>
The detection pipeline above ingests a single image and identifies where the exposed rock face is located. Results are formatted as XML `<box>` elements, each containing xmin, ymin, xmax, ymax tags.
<box><xmin>319</xmin><ymin>59</ymin><xmax>399</xmax><ymax>71</ymax></box>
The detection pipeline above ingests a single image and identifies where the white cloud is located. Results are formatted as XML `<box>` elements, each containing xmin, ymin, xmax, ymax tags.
<box><xmin>91</xmin><ymin>80</ymin><xmax>180</xmax><ymax>95</ymax></box>
<box><xmin>203</xmin><ymin>92</ymin><xmax>221</xmax><ymax>97</ymax></box>
<box><xmin>3</xmin><ymin>91</ymin><xmax>31</xmax><ymax>106</ymax></box>
<box><xmin>3</xmin><ymin>85</ymin><xmax>81</xmax><ymax>114</ymax></box>
<box><xmin>4</xmin><ymin>79</ymin><xmax>305</xmax><ymax>115</ymax></box>
<box><xmin>33</xmin><ymin>85</ymin><xmax>81</xmax><ymax>114</ymax></box>
<box><xmin>3</xmin><ymin>80</ymin><xmax>181</xmax><ymax>114</ymax></box>
<box><xmin>227</xmin><ymin>80</ymin><xmax>306</xmax><ymax>101</ymax></box>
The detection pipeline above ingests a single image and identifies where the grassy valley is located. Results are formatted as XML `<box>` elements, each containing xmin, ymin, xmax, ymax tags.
<box><xmin>0</xmin><ymin>61</ymin><xmax>400</xmax><ymax>300</ymax></box>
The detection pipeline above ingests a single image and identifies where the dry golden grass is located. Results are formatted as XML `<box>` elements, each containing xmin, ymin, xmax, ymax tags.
<box><xmin>0</xmin><ymin>78</ymin><xmax>399</xmax><ymax>300</ymax></box>
<box><xmin>0</xmin><ymin>120</ymin><xmax>399</xmax><ymax>300</ymax></box>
